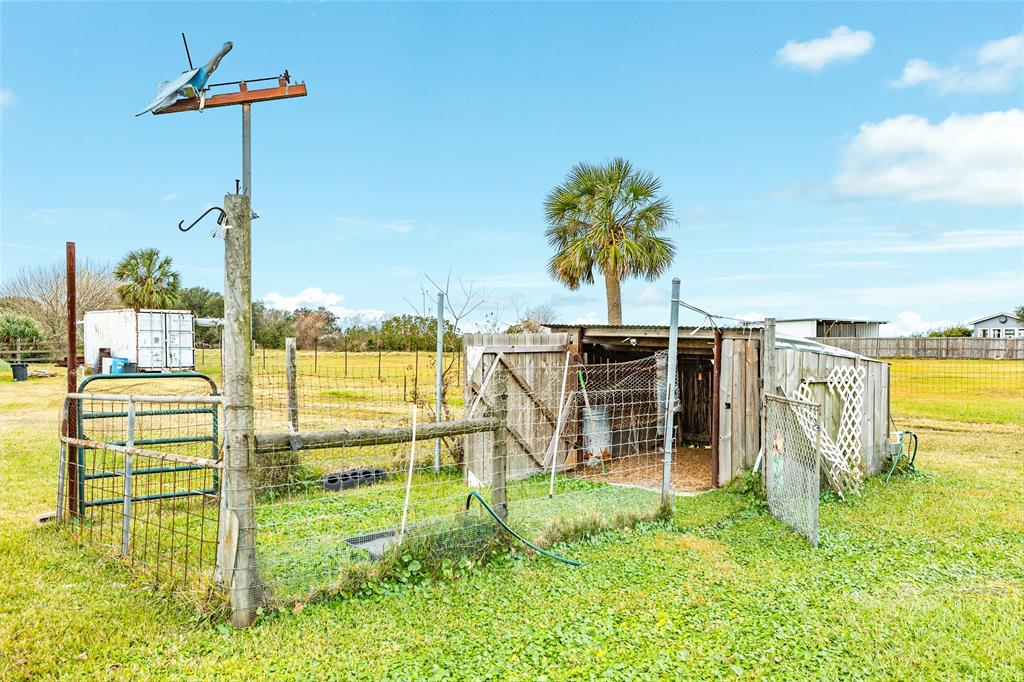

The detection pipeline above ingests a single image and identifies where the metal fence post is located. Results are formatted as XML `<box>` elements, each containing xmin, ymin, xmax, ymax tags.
<box><xmin>434</xmin><ymin>291</ymin><xmax>444</xmax><ymax>472</ymax></box>
<box><xmin>221</xmin><ymin>192</ymin><xmax>259</xmax><ymax>628</ymax></box>
<box><xmin>65</xmin><ymin>242</ymin><xmax>80</xmax><ymax>518</ymax></box>
<box><xmin>662</xmin><ymin>278</ymin><xmax>680</xmax><ymax>505</ymax></box>
<box><xmin>121</xmin><ymin>397</ymin><xmax>136</xmax><ymax>557</ymax></box>
<box><xmin>285</xmin><ymin>337</ymin><xmax>298</xmax><ymax>433</ymax></box>
<box><xmin>491</xmin><ymin>369</ymin><xmax>508</xmax><ymax>522</ymax></box>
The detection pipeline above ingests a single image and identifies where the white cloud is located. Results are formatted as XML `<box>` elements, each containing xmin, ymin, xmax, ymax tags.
<box><xmin>0</xmin><ymin>89</ymin><xmax>15</xmax><ymax>107</ymax></box>
<box><xmin>776</xmin><ymin>26</ymin><xmax>875</xmax><ymax>71</ymax></box>
<box><xmin>892</xmin><ymin>32</ymin><xmax>1023</xmax><ymax>94</ymax></box>
<box><xmin>331</xmin><ymin>216</ymin><xmax>413</xmax><ymax>234</ymax></box>
<box><xmin>880</xmin><ymin>311</ymin><xmax>955</xmax><ymax>336</ymax></box>
<box><xmin>834</xmin><ymin>109</ymin><xmax>1024</xmax><ymax>205</ymax></box>
<box><xmin>162</xmin><ymin>193</ymin><xmax>180</xmax><ymax>202</ymax></box>
<box><xmin>736</xmin><ymin>311</ymin><xmax>767</xmax><ymax>323</ymax></box>
<box><xmin>261</xmin><ymin>287</ymin><xmax>385</xmax><ymax>321</ymax></box>
<box><xmin>571</xmin><ymin>312</ymin><xmax>601</xmax><ymax>325</ymax></box>
<box><xmin>709</xmin><ymin>228</ymin><xmax>1024</xmax><ymax>256</ymax></box>
<box><xmin>851</xmin><ymin>271</ymin><xmax>1024</xmax><ymax>308</ymax></box>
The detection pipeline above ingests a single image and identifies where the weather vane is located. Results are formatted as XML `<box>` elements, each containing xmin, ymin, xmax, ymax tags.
<box><xmin>137</xmin><ymin>33</ymin><xmax>308</xmax><ymax>201</ymax></box>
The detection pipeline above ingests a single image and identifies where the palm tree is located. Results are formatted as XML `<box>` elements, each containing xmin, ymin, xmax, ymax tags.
<box><xmin>114</xmin><ymin>248</ymin><xmax>181</xmax><ymax>309</ymax></box>
<box><xmin>545</xmin><ymin>158</ymin><xmax>675</xmax><ymax>324</ymax></box>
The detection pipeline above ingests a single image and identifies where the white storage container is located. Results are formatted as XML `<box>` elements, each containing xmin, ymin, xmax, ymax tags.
<box><xmin>84</xmin><ymin>309</ymin><xmax>196</xmax><ymax>372</ymax></box>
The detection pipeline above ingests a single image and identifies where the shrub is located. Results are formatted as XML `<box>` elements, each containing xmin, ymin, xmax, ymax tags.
<box><xmin>0</xmin><ymin>314</ymin><xmax>43</xmax><ymax>343</ymax></box>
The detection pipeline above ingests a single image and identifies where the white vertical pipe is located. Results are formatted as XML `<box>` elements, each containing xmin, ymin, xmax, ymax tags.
<box><xmin>547</xmin><ymin>351</ymin><xmax>571</xmax><ymax>498</ymax></box>
<box><xmin>434</xmin><ymin>292</ymin><xmax>444</xmax><ymax>472</ymax></box>
<box><xmin>400</xmin><ymin>406</ymin><xmax>419</xmax><ymax>538</ymax></box>
<box><xmin>662</xmin><ymin>278</ymin><xmax>680</xmax><ymax>505</ymax></box>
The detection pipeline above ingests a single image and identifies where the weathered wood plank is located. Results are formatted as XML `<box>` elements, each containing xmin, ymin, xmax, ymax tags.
<box><xmin>255</xmin><ymin>417</ymin><xmax>500</xmax><ymax>453</ymax></box>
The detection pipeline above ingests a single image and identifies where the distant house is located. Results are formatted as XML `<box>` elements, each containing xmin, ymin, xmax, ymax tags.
<box><xmin>967</xmin><ymin>312</ymin><xmax>1023</xmax><ymax>339</ymax></box>
<box><xmin>775</xmin><ymin>318</ymin><xmax>887</xmax><ymax>339</ymax></box>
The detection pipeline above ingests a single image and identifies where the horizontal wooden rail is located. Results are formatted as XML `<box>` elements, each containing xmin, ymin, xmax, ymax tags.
<box><xmin>60</xmin><ymin>436</ymin><xmax>222</xmax><ymax>469</ymax></box>
<box><xmin>255</xmin><ymin>417</ymin><xmax>500</xmax><ymax>453</ymax></box>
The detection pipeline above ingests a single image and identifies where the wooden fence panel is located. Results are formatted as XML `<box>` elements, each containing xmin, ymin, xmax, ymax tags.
<box><xmin>815</xmin><ymin>337</ymin><xmax>1024</xmax><ymax>360</ymax></box>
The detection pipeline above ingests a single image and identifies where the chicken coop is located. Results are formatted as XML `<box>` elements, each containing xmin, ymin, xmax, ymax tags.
<box><xmin>463</xmin><ymin>322</ymin><xmax>890</xmax><ymax>491</ymax></box>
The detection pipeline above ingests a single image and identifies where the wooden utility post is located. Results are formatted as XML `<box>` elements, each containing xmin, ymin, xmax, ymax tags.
<box><xmin>221</xmin><ymin>193</ymin><xmax>259</xmax><ymax>628</ymax></box>
<box><xmin>65</xmin><ymin>242</ymin><xmax>79</xmax><ymax>517</ymax></box>
<box><xmin>285</xmin><ymin>337</ymin><xmax>298</xmax><ymax>433</ymax></box>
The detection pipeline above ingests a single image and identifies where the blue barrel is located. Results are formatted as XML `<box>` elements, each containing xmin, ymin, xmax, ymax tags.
<box><xmin>110</xmin><ymin>357</ymin><xmax>131</xmax><ymax>374</ymax></box>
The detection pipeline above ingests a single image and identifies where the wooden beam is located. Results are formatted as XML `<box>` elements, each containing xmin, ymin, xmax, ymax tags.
<box><xmin>255</xmin><ymin>417</ymin><xmax>499</xmax><ymax>453</ymax></box>
<box><xmin>60</xmin><ymin>436</ymin><xmax>222</xmax><ymax>469</ymax></box>
<box><xmin>153</xmin><ymin>80</ymin><xmax>308</xmax><ymax>115</ymax></box>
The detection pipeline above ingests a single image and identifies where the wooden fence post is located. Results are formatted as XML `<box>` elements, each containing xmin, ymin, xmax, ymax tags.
<box><xmin>490</xmin><ymin>369</ymin><xmax>508</xmax><ymax>522</ymax></box>
<box><xmin>285</xmin><ymin>337</ymin><xmax>298</xmax><ymax>433</ymax></box>
<box><xmin>221</xmin><ymin>193</ymin><xmax>259</xmax><ymax>628</ymax></box>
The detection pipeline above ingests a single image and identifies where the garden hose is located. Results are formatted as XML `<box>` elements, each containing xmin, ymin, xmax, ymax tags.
<box><xmin>465</xmin><ymin>490</ymin><xmax>582</xmax><ymax>567</ymax></box>
<box><xmin>886</xmin><ymin>430</ymin><xmax>919</xmax><ymax>481</ymax></box>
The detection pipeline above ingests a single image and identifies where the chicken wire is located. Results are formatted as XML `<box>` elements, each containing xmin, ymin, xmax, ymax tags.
<box><xmin>764</xmin><ymin>393</ymin><xmax>821</xmax><ymax>546</ymax></box>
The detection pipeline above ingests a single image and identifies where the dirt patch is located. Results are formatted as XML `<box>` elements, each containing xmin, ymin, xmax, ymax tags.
<box><xmin>568</xmin><ymin>447</ymin><xmax>713</xmax><ymax>492</ymax></box>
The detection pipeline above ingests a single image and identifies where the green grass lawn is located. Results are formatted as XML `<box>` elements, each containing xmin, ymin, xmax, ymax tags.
<box><xmin>888</xmin><ymin>358</ymin><xmax>1024</xmax><ymax>425</ymax></box>
<box><xmin>1</xmin><ymin>359</ymin><xmax>1022</xmax><ymax>680</ymax></box>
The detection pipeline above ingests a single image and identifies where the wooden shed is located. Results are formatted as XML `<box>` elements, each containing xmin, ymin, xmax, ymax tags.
<box><xmin>463</xmin><ymin>322</ymin><xmax>890</xmax><ymax>490</ymax></box>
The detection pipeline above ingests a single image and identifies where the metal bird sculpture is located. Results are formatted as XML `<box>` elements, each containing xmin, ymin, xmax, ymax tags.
<box><xmin>137</xmin><ymin>41</ymin><xmax>233</xmax><ymax>116</ymax></box>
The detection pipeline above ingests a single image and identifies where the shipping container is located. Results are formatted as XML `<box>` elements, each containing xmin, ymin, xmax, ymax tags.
<box><xmin>84</xmin><ymin>309</ymin><xmax>196</xmax><ymax>372</ymax></box>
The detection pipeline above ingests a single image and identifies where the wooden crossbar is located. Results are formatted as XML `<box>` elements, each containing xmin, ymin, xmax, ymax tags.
<box><xmin>153</xmin><ymin>79</ymin><xmax>308</xmax><ymax>115</ymax></box>
<box><xmin>255</xmin><ymin>417</ymin><xmax>500</xmax><ymax>453</ymax></box>
<box><xmin>60</xmin><ymin>436</ymin><xmax>222</xmax><ymax>469</ymax></box>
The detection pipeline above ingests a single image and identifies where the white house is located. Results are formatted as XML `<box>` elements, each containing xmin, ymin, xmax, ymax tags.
<box><xmin>967</xmin><ymin>312</ymin><xmax>1024</xmax><ymax>339</ymax></box>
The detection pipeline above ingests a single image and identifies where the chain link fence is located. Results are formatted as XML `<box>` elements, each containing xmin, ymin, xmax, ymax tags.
<box><xmin>764</xmin><ymin>393</ymin><xmax>821</xmax><ymax>546</ymax></box>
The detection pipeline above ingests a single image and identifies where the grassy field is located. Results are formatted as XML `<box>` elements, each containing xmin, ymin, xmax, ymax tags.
<box><xmin>1</xmin><ymin>355</ymin><xmax>1022</xmax><ymax>680</ymax></box>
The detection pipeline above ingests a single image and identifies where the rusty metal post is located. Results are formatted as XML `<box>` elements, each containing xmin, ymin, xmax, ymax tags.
<box><xmin>711</xmin><ymin>328</ymin><xmax>723</xmax><ymax>487</ymax></box>
<box><xmin>65</xmin><ymin>242</ymin><xmax>79</xmax><ymax>518</ymax></box>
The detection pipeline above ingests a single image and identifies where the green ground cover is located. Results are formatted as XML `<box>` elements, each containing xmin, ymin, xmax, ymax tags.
<box><xmin>1</xmin><ymin>357</ymin><xmax>1022</xmax><ymax>680</ymax></box>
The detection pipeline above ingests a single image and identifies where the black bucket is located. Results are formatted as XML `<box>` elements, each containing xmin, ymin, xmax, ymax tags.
<box><xmin>11</xmin><ymin>363</ymin><xmax>28</xmax><ymax>382</ymax></box>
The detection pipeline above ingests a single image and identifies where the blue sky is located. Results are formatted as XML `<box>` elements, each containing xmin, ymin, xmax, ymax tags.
<box><xmin>2</xmin><ymin>2</ymin><xmax>1022</xmax><ymax>333</ymax></box>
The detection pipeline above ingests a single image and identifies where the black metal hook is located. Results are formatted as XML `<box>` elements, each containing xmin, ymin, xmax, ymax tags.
<box><xmin>179</xmin><ymin>207</ymin><xmax>227</xmax><ymax>232</ymax></box>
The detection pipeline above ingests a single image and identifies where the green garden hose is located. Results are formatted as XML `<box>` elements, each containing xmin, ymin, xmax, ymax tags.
<box><xmin>465</xmin><ymin>490</ymin><xmax>582</xmax><ymax>567</ymax></box>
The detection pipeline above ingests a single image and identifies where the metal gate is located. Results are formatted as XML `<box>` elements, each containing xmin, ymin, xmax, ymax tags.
<box><xmin>58</xmin><ymin>372</ymin><xmax>222</xmax><ymax>587</ymax></box>
<box><xmin>764</xmin><ymin>393</ymin><xmax>821</xmax><ymax>546</ymax></box>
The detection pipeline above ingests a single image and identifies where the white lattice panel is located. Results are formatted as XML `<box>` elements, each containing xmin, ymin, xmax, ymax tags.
<box><xmin>828</xmin><ymin>365</ymin><xmax>865</xmax><ymax>478</ymax></box>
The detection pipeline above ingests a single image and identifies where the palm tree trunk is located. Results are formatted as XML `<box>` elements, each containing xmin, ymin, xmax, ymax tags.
<box><xmin>604</xmin><ymin>270</ymin><xmax>623</xmax><ymax>325</ymax></box>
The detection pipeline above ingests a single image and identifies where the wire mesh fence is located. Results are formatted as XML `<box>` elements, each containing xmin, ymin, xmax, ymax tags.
<box><xmin>244</xmin><ymin>351</ymin><xmax>685</xmax><ymax>602</ymax></box>
<box><xmin>59</xmin><ymin>390</ymin><xmax>222</xmax><ymax>591</ymax></box>
<box><xmin>887</xmin><ymin>358</ymin><xmax>1024</xmax><ymax>425</ymax></box>
<box><xmin>764</xmin><ymin>393</ymin><xmax>821</xmax><ymax>546</ymax></box>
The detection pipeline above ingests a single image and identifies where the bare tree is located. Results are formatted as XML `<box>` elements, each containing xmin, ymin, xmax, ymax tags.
<box><xmin>0</xmin><ymin>259</ymin><xmax>120</xmax><ymax>346</ymax></box>
<box><xmin>508</xmin><ymin>302</ymin><xmax>557</xmax><ymax>333</ymax></box>
<box><xmin>406</xmin><ymin>272</ymin><xmax>498</xmax><ymax>463</ymax></box>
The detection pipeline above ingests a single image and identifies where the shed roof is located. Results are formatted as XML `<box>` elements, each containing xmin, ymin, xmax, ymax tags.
<box><xmin>544</xmin><ymin>323</ymin><xmax>881</xmax><ymax>362</ymax></box>
<box><xmin>775</xmin><ymin>317</ymin><xmax>887</xmax><ymax>324</ymax></box>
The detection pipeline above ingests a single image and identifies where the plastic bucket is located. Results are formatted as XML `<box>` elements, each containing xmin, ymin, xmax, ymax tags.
<box><xmin>110</xmin><ymin>357</ymin><xmax>131</xmax><ymax>374</ymax></box>
<box><xmin>11</xmin><ymin>363</ymin><xmax>28</xmax><ymax>381</ymax></box>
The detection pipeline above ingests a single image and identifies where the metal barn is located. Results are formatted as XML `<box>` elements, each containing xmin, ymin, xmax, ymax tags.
<box><xmin>463</xmin><ymin>322</ymin><xmax>890</xmax><ymax>490</ymax></box>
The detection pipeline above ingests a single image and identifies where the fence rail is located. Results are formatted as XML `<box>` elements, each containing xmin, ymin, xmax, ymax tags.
<box><xmin>815</xmin><ymin>336</ymin><xmax>1024</xmax><ymax>360</ymax></box>
<box><xmin>0</xmin><ymin>341</ymin><xmax>62</xmax><ymax>363</ymax></box>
